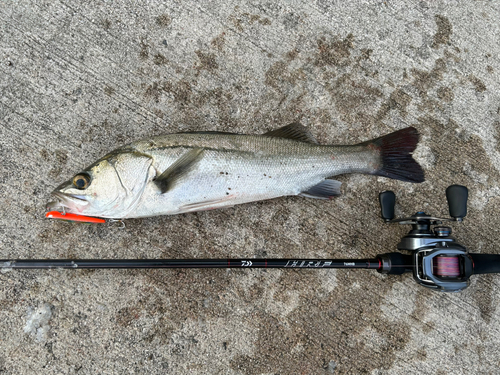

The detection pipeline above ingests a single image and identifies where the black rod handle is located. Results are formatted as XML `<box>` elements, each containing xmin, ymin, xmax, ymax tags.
<box><xmin>446</xmin><ymin>185</ymin><xmax>468</xmax><ymax>220</ymax></box>
<box><xmin>379</xmin><ymin>191</ymin><xmax>396</xmax><ymax>221</ymax></box>
<box><xmin>470</xmin><ymin>254</ymin><xmax>500</xmax><ymax>274</ymax></box>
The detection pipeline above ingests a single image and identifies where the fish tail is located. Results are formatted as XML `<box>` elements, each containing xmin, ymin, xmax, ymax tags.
<box><xmin>361</xmin><ymin>127</ymin><xmax>424</xmax><ymax>183</ymax></box>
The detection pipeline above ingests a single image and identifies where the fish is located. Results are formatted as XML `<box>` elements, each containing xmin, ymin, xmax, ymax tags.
<box><xmin>47</xmin><ymin>123</ymin><xmax>424</xmax><ymax>219</ymax></box>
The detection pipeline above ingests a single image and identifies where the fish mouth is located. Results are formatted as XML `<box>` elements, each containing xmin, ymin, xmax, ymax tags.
<box><xmin>46</xmin><ymin>191</ymin><xmax>89</xmax><ymax>212</ymax></box>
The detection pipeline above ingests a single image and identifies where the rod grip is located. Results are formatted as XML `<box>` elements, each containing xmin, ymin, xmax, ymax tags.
<box><xmin>446</xmin><ymin>185</ymin><xmax>468</xmax><ymax>219</ymax></box>
<box><xmin>470</xmin><ymin>254</ymin><xmax>500</xmax><ymax>274</ymax></box>
<box><xmin>377</xmin><ymin>252</ymin><xmax>412</xmax><ymax>275</ymax></box>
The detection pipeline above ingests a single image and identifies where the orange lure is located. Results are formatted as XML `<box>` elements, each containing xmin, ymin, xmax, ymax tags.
<box><xmin>45</xmin><ymin>211</ymin><xmax>106</xmax><ymax>224</ymax></box>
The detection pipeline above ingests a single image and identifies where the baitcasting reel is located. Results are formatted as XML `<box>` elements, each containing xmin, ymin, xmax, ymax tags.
<box><xmin>377</xmin><ymin>185</ymin><xmax>499</xmax><ymax>292</ymax></box>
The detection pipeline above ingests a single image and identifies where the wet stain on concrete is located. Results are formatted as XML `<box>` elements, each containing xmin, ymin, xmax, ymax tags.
<box><xmin>286</xmin><ymin>48</ymin><xmax>300</xmax><ymax>61</ymax></box>
<box><xmin>227</xmin><ymin>271</ymin><xmax>412</xmax><ymax>374</ymax></box>
<box><xmin>472</xmin><ymin>277</ymin><xmax>494</xmax><ymax>323</ymax></box>
<box><xmin>48</xmin><ymin>149</ymin><xmax>69</xmax><ymax>178</ymax></box>
<box><xmin>195</xmin><ymin>50</ymin><xmax>219</xmax><ymax>72</ymax></box>
<box><xmin>326</xmin><ymin>73</ymin><xmax>383</xmax><ymax>126</ymax></box>
<box><xmin>144</xmin><ymin>82</ymin><xmax>166</xmax><ymax>103</ymax></box>
<box><xmin>283</xmin><ymin>12</ymin><xmax>301</xmax><ymax>30</ymax></box>
<box><xmin>104</xmin><ymin>85</ymin><xmax>115</xmax><ymax>96</ymax></box>
<box><xmin>230</xmin><ymin>11</ymin><xmax>272</xmax><ymax>31</ymax></box>
<box><xmin>139</xmin><ymin>40</ymin><xmax>149</xmax><ymax>60</ymax></box>
<box><xmin>144</xmin><ymin>80</ymin><xmax>192</xmax><ymax>106</ymax></box>
<box><xmin>419</xmin><ymin>116</ymin><xmax>500</xmax><ymax>187</ymax></box>
<box><xmin>241</xmin><ymin>13</ymin><xmax>272</xmax><ymax>25</ymax></box>
<box><xmin>265</xmin><ymin>61</ymin><xmax>306</xmax><ymax>91</ymax></box>
<box><xmin>432</xmin><ymin>15</ymin><xmax>452</xmax><ymax>48</ymax></box>
<box><xmin>101</xmin><ymin>18</ymin><xmax>111</xmax><ymax>30</ymax></box>
<box><xmin>230</xmin><ymin>14</ymin><xmax>244</xmax><ymax>32</ymax></box>
<box><xmin>468</xmin><ymin>75</ymin><xmax>487</xmax><ymax>92</ymax></box>
<box><xmin>411</xmin><ymin>58</ymin><xmax>447</xmax><ymax>97</ymax></box>
<box><xmin>410</xmin><ymin>58</ymin><xmax>449</xmax><ymax>112</ymax></box>
<box><xmin>252</xmin><ymin>34</ymin><xmax>380</xmax><ymax>128</ymax></box>
<box><xmin>153</xmin><ymin>53</ymin><xmax>169</xmax><ymax>65</ymax></box>
<box><xmin>376</xmin><ymin>88</ymin><xmax>413</xmax><ymax>120</ymax></box>
<box><xmin>116</xmin><ymin>306</ymin><xmax>141</xmax><ymax>327</ymax></box>
<box><xmin>211</xmin><ymin>32</ymin><xmax>226</xmax><ymax>52</ymax></box>
<box><xmin>143</xmin><ymin>78</ymin><xmax>241</xmax><ymax>129</ymax></box>
<box><xmin>315</xmin><ymin>34</ymin><xmax>355</xmax><ymax>67</ymax></box>
<box><xmin>55</xmin><ymin>149</ymin><xmax>68</xmax><ymax>165</ymax></box>
<box><xmin>40</xmin><ymin>149</ymin><xmax>50</xmax><ymax>161</ymax></box>
<box><xmin>156</xmin><ymin>14</ymin><xmax>172</xmax><ymax>27</ymax></box>
<box><xmin>437</xmin><ymin>86</ymin><xmax>454</xmax><ymax>102</ymax></box>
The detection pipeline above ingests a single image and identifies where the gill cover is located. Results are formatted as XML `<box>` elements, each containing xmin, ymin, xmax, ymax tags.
<box><xmin>53</xmin><ymin>152</ymin><xmax>154</xmax><ymax>218</ymax></box>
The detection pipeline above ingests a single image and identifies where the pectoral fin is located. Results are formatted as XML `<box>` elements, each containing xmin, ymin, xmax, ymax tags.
<box><xmin>155</xmin><ymin>148</ymin><xmax>204</xmax><ymax>194</ymax></box>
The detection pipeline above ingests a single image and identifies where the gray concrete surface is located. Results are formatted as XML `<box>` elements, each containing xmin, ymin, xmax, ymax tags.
<box><xmin>1</xmin><ymin>0</ymin><xmax>500</xmax><ymax>373</ymax></box>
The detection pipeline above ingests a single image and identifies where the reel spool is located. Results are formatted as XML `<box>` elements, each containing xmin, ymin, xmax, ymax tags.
<box><xmin>433</xmin><ymin>256</ymin><xmax>460</xmax><ymax>278</ymax></box>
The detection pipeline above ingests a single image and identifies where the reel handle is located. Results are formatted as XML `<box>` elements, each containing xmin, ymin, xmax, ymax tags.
<box><xmin>446</xmin><ymin>185</ymin><xmax>468</xmax><ymax>220</ymax></box>
<box><xmin>379</xmin><ymin>191</ymin><xmax>396</xmax><ymax>221</ymax></box>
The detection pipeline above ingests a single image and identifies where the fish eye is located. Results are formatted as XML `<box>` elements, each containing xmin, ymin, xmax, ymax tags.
<box><xmin>73</xmin><ymin>174</ymin><xmax>91</xmax><ymax>190</ymax></box>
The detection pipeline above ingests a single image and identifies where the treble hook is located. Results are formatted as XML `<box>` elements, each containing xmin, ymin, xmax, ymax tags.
<box><xmin>108</xmin><ymin>219</ymin><xmax>126</xmax><ymax>229</ymax></box>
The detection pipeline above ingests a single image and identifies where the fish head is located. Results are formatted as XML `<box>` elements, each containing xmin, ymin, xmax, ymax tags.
<box><xmin>47</xmin><ymin>152</ymin><xmax>154</xmax><ymax>218</ymax></box>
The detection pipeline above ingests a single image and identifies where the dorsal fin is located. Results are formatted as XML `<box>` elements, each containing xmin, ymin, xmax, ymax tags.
<box><xmin>263</xmin><ymin>122</ymin><xmax>318</xmax><ymax>144</ymax></box>
<box><xmin>154</xmin><ymin>148</ymin><xmax>204</xmax><ymax>194</ymax></box>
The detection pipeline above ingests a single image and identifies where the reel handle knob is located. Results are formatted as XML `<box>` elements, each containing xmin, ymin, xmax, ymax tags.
<box><xmin>379</xmin><ymin>191</ymin><xmax>396</xmax><ymax>221</ymax></box>
<box><xmin>446</xmin><ymin>185</ymin><xmax>468</xmax><ymax>220</ymax></box>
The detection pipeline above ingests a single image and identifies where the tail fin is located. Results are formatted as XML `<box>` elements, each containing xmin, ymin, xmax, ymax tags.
<box><xmin>361</xmin><ymin>127</ymin><xmax>424</xmax><ymax>183</ymax></box>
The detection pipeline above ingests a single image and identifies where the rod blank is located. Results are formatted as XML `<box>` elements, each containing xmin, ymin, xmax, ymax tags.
<box><xmin>1</xmin><ymin>259</ymin><xmax>381</xmax><ymax>270</ymax></box>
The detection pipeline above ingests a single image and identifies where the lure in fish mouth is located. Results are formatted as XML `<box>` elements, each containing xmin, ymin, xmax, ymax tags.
<box><xmin>47</xmin><ymin>123</ymin><xmax>424</xmax><ymax>220</ymax></box>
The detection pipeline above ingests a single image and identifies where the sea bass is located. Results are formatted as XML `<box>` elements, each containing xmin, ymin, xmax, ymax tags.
<box><xmin>47</xmin><ymin>123</ymin><xmax>424</xmax><ymax>219</ymax></box>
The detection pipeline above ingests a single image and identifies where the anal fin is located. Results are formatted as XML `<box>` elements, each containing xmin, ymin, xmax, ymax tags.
<box><xmin>299</xmin><ymin>180</ymin><xmax>342</xmax><ymax>200</ymax></box>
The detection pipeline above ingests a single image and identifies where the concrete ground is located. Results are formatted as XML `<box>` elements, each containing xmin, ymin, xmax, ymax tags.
<box><xmin>1</xmin><ymin>0</ymin><xmax>500</xmax><ymax>373</ymax></box>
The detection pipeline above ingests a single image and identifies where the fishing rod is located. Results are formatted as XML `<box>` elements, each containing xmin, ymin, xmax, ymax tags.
<box><xmin>3</xmin><ymin>185</ymin><xmax>500</xmax><ymax>292</ymax></box>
